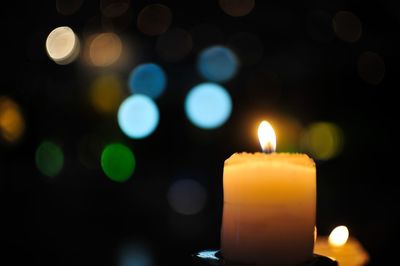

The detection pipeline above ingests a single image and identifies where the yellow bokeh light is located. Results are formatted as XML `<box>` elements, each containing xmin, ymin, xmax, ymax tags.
<box><xmin>137</xmin><ymin>4</ymin><xmax>172</xmax><ymax>36</ymax></box>
<box><xmin>329</xmin><ymin>225</ymin><xmax>349</xmax><ymax>247</ymax></box>
<box><xmin>87</xmin><ymin>33</ymin><xmax>122</xmax><ymax>67</ymax></box>
<box><xmin>89</xmin><ymin>74</ymin><xmax>124</xmax><ymax>114</ymax></box>
<box><xmin>0</xmin><ymin>97</ymin><xmax>25</xmax><ymax>144</ymax></box>
<box><xmin>333</xmin><ymin>11</ymin><xmax>362</xmax><ymax>43</ymax></box>
<box><xmin>219</xmin><ymin>0</ymin><xmax>255</xmax><ymax>17</ymax></box>
<box><xmin>301</xmin><ymin>122</ymin><xmax>343</xmax><ymax>160</ymax></box>
<box><xmin>46</xmin><ymin>26</ymin><xmax>80</xmax><ymax>65</ymax></box>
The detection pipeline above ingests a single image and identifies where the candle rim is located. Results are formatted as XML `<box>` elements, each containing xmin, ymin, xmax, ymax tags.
<box><xmin>224</xmin><ymin>152</ymin><xmax>315</xmax><ymax>168</ymax></box>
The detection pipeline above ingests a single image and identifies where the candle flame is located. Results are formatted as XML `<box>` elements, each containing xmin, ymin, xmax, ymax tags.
<box><xmin>258</xmin><ymin>120</ymin><xmax>276</xmax><ymax>153</ymax></box>
<box><xmin>328</xmin><ymin>225</ymin><xmax>349</xmax><ymax>247</ymax></box>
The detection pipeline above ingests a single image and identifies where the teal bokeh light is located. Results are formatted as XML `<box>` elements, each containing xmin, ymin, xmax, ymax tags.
<box><xmin>185</xmin><ymin>83</ymin><xmax>232</xmax><ymax>129</ymax></box>
<box><xmin>197</xmin><ymin>45</ymin><xmax>239</xmax><ymax>83</ymax></box>
<box><xmin>118</xmin><ymin>95</ymin><xmax>159</xmax><ymax>139</ymax></box>
<box><xmin>128</xmin><ymin>63</ymin><xmax>167</xmax><ymax>99</ymax></box>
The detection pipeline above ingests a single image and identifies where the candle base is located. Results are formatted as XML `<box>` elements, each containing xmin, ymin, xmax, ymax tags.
<box><xmin>192</xmin><ymin>250</ymin><xmax>338</xmax><ymax>266</ymax></box>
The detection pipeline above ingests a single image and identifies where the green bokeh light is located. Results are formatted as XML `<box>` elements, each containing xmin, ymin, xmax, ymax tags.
<box><xmin>101</xmin><ymin>143</ymin><xmax>135</xmax><ymax>182</ymax></box>
<box><xmin>35</xmin><ymin>141</ymin><xmax>64</xmax><ymax>177</ymax></box>
<box><xmin>301</xmin><ymin>122</ymin><xmax>344</xmax><ymax>160</ymax></box>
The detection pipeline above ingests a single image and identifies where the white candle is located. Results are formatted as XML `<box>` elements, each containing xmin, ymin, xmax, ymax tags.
<box><xmin>220</xmin><ymin>121</ymin><xmax>316</xmax><ymax>265</ymax></box>
<box><xmin>314</xmin><ymin>226</ymin><xmax>370</xmax><ymax>266</ymax></box>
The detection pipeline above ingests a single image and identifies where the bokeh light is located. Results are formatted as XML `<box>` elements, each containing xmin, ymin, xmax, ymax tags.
<box><xmin>329</xmin><ymin>225</ymin><xmax>349</xmax><ymax>247</ymax></box>
<box><xmin>185</xmin><ymin>83</ymin><xmax>232</xmax><ymax>129</ymax></box>
<box><xmin>167</xmin><ymin>179</ymin><xmax>207</xmax><ymax>215</ymax></box>
<box><xmin>301</xmin><ymin>122</ymin><xmax>344</xmax><ymax>160</ymax></box>
<box><xmin>119</xmin><ymin>243</ymin><xmax>153</xmax><ymax>266</ymax></box>
<box><xmin>218</xmin><ymin>0</ymin><xmax>255</xmax><ymax>17</ymax></box>
<box><xmin>357</xmin><ymin>51</ymin><xmax>385</xmax><ymax>85</ymax></box>
<box><xmin>87</xmin><ymin>33</ymin><xmax>122</xmax><ymax>67</ymax></box>
<box><xmin>333</xmin><ymin>11</ymin><xmax>362</xmax><ymax>43</ymax></box>
<box><xmin>156</xmin><ymin>28</ymin><xmax>193</xmax><ymax>62</ymax></box>
<box><xmin>306</xmin><ymin>10</ymin><xmax>334</xmax><ymax>42</ymax></box>
<box><xmin>46</xmin><ymin>26</ymin><xmax>80</xmax><ymax>65</ymax></box>
<box><xmin>137</xmin><ymin>4</ymin><xmax>172</xmax><ymax>36</ymax></box>
<box><xmin>56</xmin><ymin>0</ymin><xmax>83</xmax><ymax>15</ymax></box>
<box><xmin>197</xmin><ymin>46</ymin><xmax>239</xmax><ymax>83</ymax></box>
<box><xmin>228</xmin><ymin>32</ymin><xmax>263</xmax><ymax>66</ymax></box>
<box><xmin>128</xmin><ymin>63</ymin><xmax>167</xmax><ymax>99</ymax></box>
<box><xmin>118</xmin><ymin>95</ymin><xmax>159</xmax><ymax>139</ymax></box>
<box><xmin>101</xmin><ymin>143</ymin><xmax>135</xmax><ymax>182</ymax></box>
<box><xmin>0</xmin><ymin>97</ymin><xmax>25</xmax><ymax>144</ymax></box>
<box><xmin>190</xmin><ymin>23</ymin><xmax>224</xmax><ymax>53</ymax></box>
<box><xmin>102</xmin><ymin>11</ymin><xmax>133</xmax><ymax>33</ymax></box>
<box><xmin>35</xmin><ymin>141</ymin><xmax>64</xmax><ymax>177</ymax></box>
<box><xmin>89</xmin><ymin>74</ymin><xmax>124</xmax><ymax>114</ymax></box>
<box><xmin>100</xmin><ymin>0</ymin><xmax>130</xmax><ymax>18</ymax></box>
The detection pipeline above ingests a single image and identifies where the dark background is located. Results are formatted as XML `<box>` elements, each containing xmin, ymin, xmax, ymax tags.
<box><xmin>1</xmin><ymin>0</ymin><xmax>398</xmax><ymax>265</ymax></box>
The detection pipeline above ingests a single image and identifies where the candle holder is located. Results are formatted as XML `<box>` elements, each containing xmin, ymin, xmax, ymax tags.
<box><xmin>192</xmin><ymin>249</ymin><xmax>338</xmax><ymax>266</ymax></box>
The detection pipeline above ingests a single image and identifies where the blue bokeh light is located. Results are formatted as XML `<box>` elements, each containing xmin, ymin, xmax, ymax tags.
<box><xmin>119</xmin><ymin>244</ymin><xmax>152</xmax><ymax>266</ymax></box>
<box><xmin>197</xmin><ymin>45</ymin><xmax>239</xmax><ymax>83</ymax></box>
<box><xmin>128</xmin><ymin>63</ymin><xmax>167</xmax><ymax>99</ymax></box>
<box><xmin>185</xmin><ymin>83</ymin><xmax>232</xmax><ymax>129</ymax></box>
<box><xmin>118</xmin><ymin>94</ymin><xmax>159</xmax><ymax>139</ymax></box>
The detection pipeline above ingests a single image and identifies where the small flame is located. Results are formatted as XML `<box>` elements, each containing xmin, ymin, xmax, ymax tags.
<box><xmin>328</xmin><ymin>225</ymin><xmax>349</xmax><ymax>247</ymax></box>
<box><xmin>258</xmin><ymin>120</ymin><xmax>276</xmax><ymax>153</ymax></box>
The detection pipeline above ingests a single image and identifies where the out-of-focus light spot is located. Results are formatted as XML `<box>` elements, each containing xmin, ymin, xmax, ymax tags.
<box><xmin>0</xmin><ymin>97</ymin><xmax>25</xmax><ymax>144</ymax></box>
<box><xmin>56</xmin><ymin>0</ymin><xmax>83</xmax><ymax>15</ymax></box>
<box><xmin>46</xmin><ymin>26</ymin><xmax>80</xmax><ymax>65</ymax></box>
<box><xmin>102</xmin><ymin>11</ymin><xmax>133</xmax><ymax>33</ymax></box>
<box><xmin>357</xmin><ymin>51</ymin><xmax>385</xmax><ymax>85</ymax></box>
<box><xmin>167</xmin><ymin>179</ymin><xmax>207</xmax><ymax>215</ymax></box>
<box><xmin>156</xmin><ymin>28</ymin><xmax>193</xmax><ymax>62</ymax></box>
<box><xmin>35</xmin><ymin>141</ymin><xmax>64</xmax><ymax>177</ymax></box>
<box><xmin>333</xmin><ymin>11</ymin><xmax>362</xmax><ymax>43</ymax></box>
<box><xmin>101</xmin><ymin>143</ymin><xmax>135</xmax><ymax>182</ymax></box>
<box><xmin>100</xmin><ymin>0</ymin><xmax>130</xmax><ymax>18</ymax></box>
<box><xmin>197</xmin><ymin>46</ymin><xmax>239</xmax><ymax>83</ymax></box>
<box><xmin>306</xmin><ymin>10</ymin><xmax>334</xmax><ymax>42</ymax></box>
<box><xmin>77</xmin><ymin>134</ymin><xmax>105</xmax><ymax>170</ymax></box>
<box><xmin>191</xmin><ymin>23</ymin><xmax>224</xmax><ymax>53</ymax></box>
<box><xmin>119</xmin><ymin>243</ymin><xmax>153</xmax><ymax>266</ymax></box>
<box><xmin>89</xmin><ymin>74</ymin><xmax>124</xmax><ymax>114</ymax></box>
<box><xmin>88</xmin><ymin>33</ymin><xmax>122</xmax><ymax>67</ymax></box>
<box><xmin>301</xmin><ymin>122</ymin><xmax>344</xmax><ymax>160</ymax></box>
<box><xmin>219</xmin><ymin>0</ymin><xmax>255</xmax><ymax>17</ymax></box>
<box><xmin>329</xmin><ymin>226</ymin><xmax>349</xmax><ymax>247</ymax></box>
<box><xmin>245</xmin><ymin>70</ymin><xmax>281</xmax><ymax>103</ymax></box>
<box><xmin>118</xmin><ymin>95</ymin><xmax>159</xmax><ymax>139</ymax></box>
<box><xmin>185</xmin><ymin>83</ymin><xmax>232</xmax><ymax>129</ymax></box>
<box><xmin>128</xmin><ymin>63</ymin><xmax>166</xmax><ymax>99</ymax></box>
<box><xmin>137</xmin><ymin>4</ymin><xmax>172</xmax><ymax>36</ymax></box>
<box><xmin>228</xmin><ymin>32</ymin><xmax>263</xmax><ymax>66</ymax></box>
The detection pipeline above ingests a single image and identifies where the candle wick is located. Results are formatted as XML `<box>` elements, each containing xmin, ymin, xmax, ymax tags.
<box><xmin>262</xmin><ymin>144</ymin><xmax>274</xmax><ymax>154</ymax></box>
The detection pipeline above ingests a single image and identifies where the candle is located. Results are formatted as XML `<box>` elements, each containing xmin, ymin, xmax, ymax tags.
<box><xmin>221</xmin><ymin>121</ymin><xmax>316</xmax><ymax>265</ymax></box>
<box><xmin>314</xmin><ymin>225</ymin><xmax>370</xmax><ymax>266</ymax></box>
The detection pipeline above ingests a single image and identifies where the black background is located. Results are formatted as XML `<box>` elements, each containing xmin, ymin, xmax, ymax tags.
<box><xmin>1</xmin><ymin>0</ymin><xmax>398</xmax><ymax>265</ymax></box>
